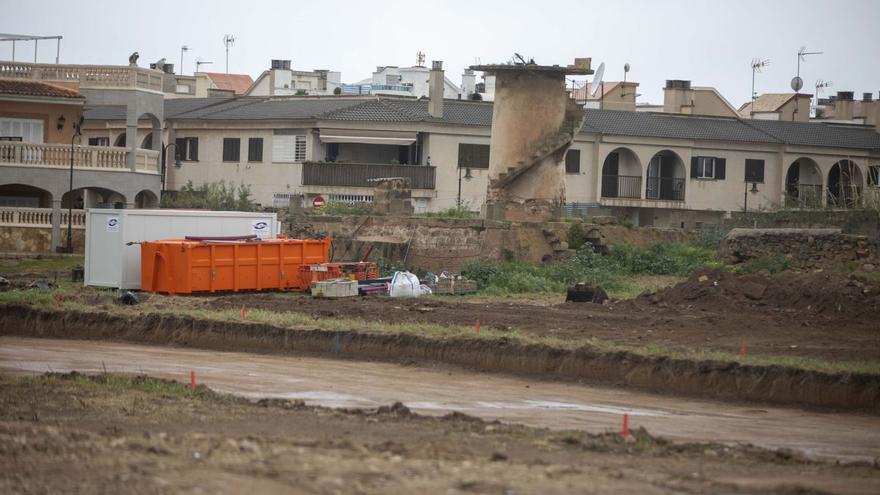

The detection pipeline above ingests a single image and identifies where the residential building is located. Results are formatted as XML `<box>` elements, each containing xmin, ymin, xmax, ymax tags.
<box><xmin>194</xmin><ymin>71</ymin><xmax>254</xmax><ymax>97</ymax></box>
<box><xmin>343</xmin><ymin>64</ymin><xmax>461</xmax><ymax>98</ymax></box>
<box><xmin>738</xmin><ymin>93</ymin><xmax>813</xmax><ymax>122</ymax></box>
<box><xmin>663</xmin><ymin>80</ymin><xmax>740</xmax><ymax>117</ymax></box>
<box><xmin>245</xmin><ymin>60</ymin><xmax>340</xmax><ymax>96</ymax></box>
<box><xmin>572</xmin><ymin>81</ymin><xmax>639</xmax><ymax>111</ymax></box>
<box><xmin>0</xmin><ymin>61</ymin><xmax>163</xmax><ymax>251</ymax></box>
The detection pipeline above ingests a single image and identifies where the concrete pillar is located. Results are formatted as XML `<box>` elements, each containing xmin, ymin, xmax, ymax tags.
<box><xmin>473</xmin><ymin>59</ymin><xmax>592</xmax><ymax>222</ymax></box>
<box><xmin>835</xmin><ymin>92</ymin><xmax>854</xmax><ymax>120</ymax></box>
<box><xmin>428</xmin><ymin>61</ymin><xmax>444</xmax><ymax>118</ymax></box>
<box><xmin>50</xmin><ymin>198</ymin><xmax>62</xmax><ymax>252</ymax></box>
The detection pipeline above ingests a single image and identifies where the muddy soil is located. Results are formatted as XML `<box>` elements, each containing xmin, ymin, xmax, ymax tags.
<box><xmin>2</xmin><ymin>373</ymin><xmax>878</xmax><ymax>495</ymax></box>
<box><xmin>193</xmin><ymin>269</ymin><xmax>880</xmax><ymax>362</ymax></box>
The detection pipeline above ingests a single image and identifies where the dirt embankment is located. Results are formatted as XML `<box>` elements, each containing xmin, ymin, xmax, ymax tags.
<box><xmin>2</xmin><ymin>303</ymin><xmax>879</xmax><ymax>412</ymax></box>
<box><xmin>5</xmin><ymin>373</ymin><xmax>877</xmax><ymax>494</ymax></box>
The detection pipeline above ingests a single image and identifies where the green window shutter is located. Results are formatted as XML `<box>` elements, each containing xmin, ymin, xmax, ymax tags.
<box><xmin>715</xmin><ymin>158</ymin><xmax>726</xmax><ymax>180</ymax></box>
<box><xmin>690</xmin><ymin>157</ymin><xmax>699</xmax><ymax>178</ymax></box>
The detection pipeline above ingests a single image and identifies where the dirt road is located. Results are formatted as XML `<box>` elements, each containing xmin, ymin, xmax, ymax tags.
<box><xmin>2</xmin><ymin>336</ymin><xmax>878</xmax><ymax>463</ymax></box>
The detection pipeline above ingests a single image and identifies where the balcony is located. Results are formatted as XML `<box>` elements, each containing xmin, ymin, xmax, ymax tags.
<box><xmin>601</xmin><ymin>175</ymin><xmax>641</xmax><ymax>199</ymax></box>
<box><xmin>0</xmin><ymin>142</ymin><xmax>159</xmax><ymax>174</ymax></box>
<box><xmin>0</xmin><ymin>61</ymin><xmax>164</xmax><ymax>92</ymax></box>
<box><xmin>646</xmin><ymin>177</ymin><xmax>685</xmax><ymax>201</ymax></box>
<box><xmin>302</xmin><ymin>162</ymin><xmax>436</xmax><ymax>189</ymax></box>
<box><xmin>0</xmin><ymin>207</ymin><xmax>85</xmax><ymax>229</ymax></box>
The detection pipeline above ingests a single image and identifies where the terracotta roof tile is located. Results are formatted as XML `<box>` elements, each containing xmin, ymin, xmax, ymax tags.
<box><xmin>0</xmin><ymin>79</ymin><xmax>84</xmax><ymax>99</ymax></box>
<box><xmin>202</xmin><ymin>72</ymin><xmax>254</xmax><ymax>95</ymax></box>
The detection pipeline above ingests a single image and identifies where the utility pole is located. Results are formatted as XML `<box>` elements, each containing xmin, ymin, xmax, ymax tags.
<box><xmin>180</xmin><ymin>45</ymin><xmax>189</xmax><ymax>75</ymax></box>
<box><xmin>223</xmin><ymin>34</ymin><xmax>236</xmax><ymax>74</ymax></box>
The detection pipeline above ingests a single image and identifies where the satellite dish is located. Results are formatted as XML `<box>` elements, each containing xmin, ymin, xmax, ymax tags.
<box><xmin>791</xmin><ymin>76</ymin><xmax>804</xmax><ymax>92</ymax></box>
<box><xmin>590</xmin><ymin>62</ymin><xmax>605</xmax><ymax>97</ymax></box>
<box><xmin>624</xmin><ymin>63</ymin><xmax>630</xmax><ymax>73</ymax></box>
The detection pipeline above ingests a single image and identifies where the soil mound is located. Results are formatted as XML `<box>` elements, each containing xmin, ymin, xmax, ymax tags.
<box><xmin>642</xmin><ymin>268</ymin><xmax>880</xmax><ymax>316</ymax></box>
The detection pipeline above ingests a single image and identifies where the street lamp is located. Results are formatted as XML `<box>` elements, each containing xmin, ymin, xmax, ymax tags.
<box><xmin>457</xmin><ymin>166</ymin><xmax>473</xmax><ymax>208</ymax></box>
<box><xmin>160</xmin><ymin>142</ymin><xmax>181</xmax><ymax>195</ymax></box>
<box><xmin>67</xmin><ymin>119</ymin><xmax>82</xmax><ymax>254</ymax></box>
<box><xmin>743</xmin><ymin>181</ymin><xmax>759</xmax><ymax>212</ymax></box>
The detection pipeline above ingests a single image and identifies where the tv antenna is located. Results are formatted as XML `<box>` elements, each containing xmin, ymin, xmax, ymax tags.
<box><xmin>180</xmin><ymin>45</ymin><xmax>190</xmax><ymax>75</ymax></box>
<box><xmin>590</xmin><ymin>61</ymin><xmax>605</xmax><ymax>98</ymax></box>
<box><xmin>223</xmin><ymin>34</ymin><xmax>236</xmax><ymax>73</ymax></box>
<box><xmin>749</xmin><ymin>57</ymin><xmax>770</xmax><ymax>117</ymax></box>
<box><xmin>792</xmin><ymin>46</ymin><xmax>822</xmax><ymax>121</ymax></box>
<box><xmin>813</xmin><ymin>79</ymin><xmax>832</xmax><ymax>116</ymax></box>
<box><xmin>195</xmin><ymin>59</ymin><xmax>213</xmax><ymax>73</ymax></box>
<box><xmin>416</xmin><ymin>51</ymin><xmax>425</xmax><ymax>67</ymax></box>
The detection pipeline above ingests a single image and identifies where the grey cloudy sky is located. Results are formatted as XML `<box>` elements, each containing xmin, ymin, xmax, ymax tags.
<box><xmin>3</xmin><ymin>0</ymin><xmax>879</xmax><ymax>107</ymax></box>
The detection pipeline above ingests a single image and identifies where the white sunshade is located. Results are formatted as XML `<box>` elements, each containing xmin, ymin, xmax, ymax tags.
<box><xmin>319</xmin><ymin>129</ymin><xmax>417</xmax><ymax>146</ymax></box>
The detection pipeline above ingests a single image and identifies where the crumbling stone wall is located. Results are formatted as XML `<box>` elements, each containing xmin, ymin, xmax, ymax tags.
<box><xmin>0</xmin><ymin>227</ymin><xmax>85</xmax><ymax>254</ymax></box>
<box><xmin>720</xmin><ymin>228</ymin><xmax>878</xmax><ymax>269</ymax></box>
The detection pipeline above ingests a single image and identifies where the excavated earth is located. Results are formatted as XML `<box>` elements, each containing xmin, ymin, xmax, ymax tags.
<box><xmin>2</xmin><ymin>372</ymin><xmax>879</xmax><ymax>495</ymax></box>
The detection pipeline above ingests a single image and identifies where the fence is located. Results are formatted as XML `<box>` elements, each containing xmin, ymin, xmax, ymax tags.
<box><xmin>0</xmin><ymin>207</ymin><xmax>85</xmax><ymax>228</ymax></box>
<box><xmin>302</xmin><ymin>162</ymin><xmax>436</xmax><ymax>189</ymax></box>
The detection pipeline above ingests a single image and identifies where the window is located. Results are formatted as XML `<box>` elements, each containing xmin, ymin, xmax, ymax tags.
<box><xmin>745</xmin><ymin>159</ymin><xmax>765</xmax><ymax>183</ymax></box>
<box><xmin>272</xmin><ymin>130</ymin><xmax>307</xmax><ymax>162</ymax></box>
<box><xmin>175</xmin><ymin>84</ymin><xmax>191</xmax><ymax>94</ymax></box>
<box><xmin>248</xmin><ymin>138</ymin><xmax>263</xmax><ymax>162</ymax></box>
<box><xmin>458</xmin><ymin>143</ymin><xmax>490</xmax><ymax>169</ymax></box>
<box><xmin>88</xmin><ymin>137</ymin><xmax>110</xmax><ymax>147</ymax></box>
<box><xmin>869</xmin><ymin>165</ymin><xmax>880</xmax><ymax>187</ymax></box>
<box><xmin>565</xmin><ymin>149</ymin><xmax>581</xmax><ymax>174</ymax></box>
<box><xmin>175</xmin><ymin>137</ymin><xmax>199</xmax><ymax>161</ymax></box>
<box><xmin>222</xmin><ymin>138</ymin><xmax>240</xmax><ymax>161</ymax></box>
<box><xmin>691</xmin><ymin>156</ymin><xmax>725</xmax><ymax>180</ymax></box>
<box><xmin>0</xmin><ymin>117</ymin><xmax>43</xmax><ymax>143</ymax></box>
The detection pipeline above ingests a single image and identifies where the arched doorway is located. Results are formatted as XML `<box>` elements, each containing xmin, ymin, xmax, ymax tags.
<box><xmin>113</xmin><ymin>133</ymin><xmax>126</xmax><ymax>147</ymax></box>
<box><xmin>62</xmin><ymin>187</ymin><xmax>127</xmax><ymax>209</ymax></box>
<box><xmin>141</xmin><ymin>133</ymin><xmax>153</xmax><ymax>150</ymax></box>
<box><xmin>646</xmin><ymin>150</ymin><xmax>686</xmax><ymax>201</ymax></box>
<box><xmin>785</xmin><ymin>158</ymin><xmax>823</xmax><ymax>208</ymax></box>
<box><xmin>0</xmin><ymin>184</ymin><xmax>52</xmax><ymax>207</ymax></box>
<box><xmin>601</xmin><ymin>148</ymin><xmax>641</xmax><ymax>199</ymax></box>
<box><xmin>134</xmin><ymin>190</ymin><xmax>159</xmax><ymax>209</ymax></box>
<box><xmin>827</xmin><ymin>160</ymin><xmax>863</xmax><ymax>208</ymax></box>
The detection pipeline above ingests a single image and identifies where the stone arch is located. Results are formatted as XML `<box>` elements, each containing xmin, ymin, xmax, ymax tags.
<box><xmin>134</xmin><ymin>189</ymin><xmax>159</xmax><ymax>209</ymax></box>
<box><xmin>785</xmin><ymin>157</ymin><xmax>823</xmax><ymax>207</ymax></box>
<box><xmin>61</xmin><ymin>187</ymin><xmax>127</xmax><ymax>209</ymax></box>
<box><xmin>114</xmin><ymin>133</ymin><xmax>126</xmax><ymax>147</ymax></box>
<box><xmin>646</xmin><ymin>149</ymin><xmax>686</xmax><ymax>201</ymax></box>
<box><xmin>0</xmin><ymin>183</ymin><xmax>53</xmax><ymax>207</ymax></box>
<box><xmin>827</xmin><ymin>160</ymin><xmax>864</xmax><ymax>208</ymax></box>
<box><xmin>141</xmin><ymin>132</ymin><xmax>153</xmax><ymax>150</ymax></box>
<box><xmin>600</xmin><ymin>147</ymin><xmax>642</xmax><ymax>199</ymax></box>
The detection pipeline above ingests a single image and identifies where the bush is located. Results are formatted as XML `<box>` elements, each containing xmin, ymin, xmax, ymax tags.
<box><xmin>735</xmin><ymin>254</ymin><xmax>791</xmax><ymax>274</ymax></box>
<box><xmin>311</xmin><ymin>202</ymin><xmax>376</xmax><ymax>216</ymax></box>
<box><xmin>419</xmin><ymin>206</ymin><xmax>478</xmax><ymax>219</ymax></box>
<box><xmin>161</xmin><ymin>181</ymin><xmax>256</xmax><ymax>211</ymax></box>
<box><xmin>463</xmin><ymin>242</ymin><xmax>717</xmax><ymax>296</ymax></box>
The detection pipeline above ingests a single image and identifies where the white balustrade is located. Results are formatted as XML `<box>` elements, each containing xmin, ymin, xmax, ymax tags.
<box><xmin>0</xmin><ymin>142</ymin><xmax>159</xmax><ymax>174</ymax></box>
<box><xmin>0</xmin><ymin>207</ymin><xmax>85</xmax><ymax>228</ymax></box>
<box><xmin>0</xmin><ymin>61</ymin><xmax>163</xmax><ymax>92</ymax></box>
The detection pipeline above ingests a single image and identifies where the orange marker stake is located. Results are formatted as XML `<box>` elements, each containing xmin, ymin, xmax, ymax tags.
<box><xmin>622</xmin><ymin>413</ymin><xmax>629</xmax><ymax>437</ymax></box>
<box><xmin>241</xmin><ymin>304</ymin><xmax>246</xmax><ymax>321</ymax></box>
<box><xmin>476</xmin><ymin>319</ymin><xmax>481</xmax><ymax>336</ymax></box>
<box><xmin>54</xmin><ymin>294</ymin><xmax>62</xmax><ymax>307</ymax></box>
<box><xmin>739</xmin><ymin>342</ymin><xmax>748</xmax><ymax>362</ymax></box>
<box><xmin>190</xmin><ymin>370</ymin><xmax>196</xmax><ymax>391</ymax></box>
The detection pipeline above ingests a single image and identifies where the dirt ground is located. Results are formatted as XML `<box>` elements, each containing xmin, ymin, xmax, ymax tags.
<box><xmin>2</xmin><ymin>373</ymin><xmax>878</xmax><ymax>495</ymax></box>
<box><xmin>189</xmin><ymin>268</ymin><xmax>880</xmax><ymax>363</ymax></box>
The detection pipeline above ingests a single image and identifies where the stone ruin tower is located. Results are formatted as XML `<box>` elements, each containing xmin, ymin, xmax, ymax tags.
<box><xmin>473</xmin><ymin>58</ymin><xmax>592</xmax><ymax>222</ymax></box>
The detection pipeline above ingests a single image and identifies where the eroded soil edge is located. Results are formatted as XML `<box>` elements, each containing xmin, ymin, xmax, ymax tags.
<box><xmin>2</xmin><ymin>303</ymin><xmax>878</xmax><ymax>412</ymax></box>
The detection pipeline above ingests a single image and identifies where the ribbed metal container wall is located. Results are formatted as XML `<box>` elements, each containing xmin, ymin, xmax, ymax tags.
<box><xmin>140</xmin><ymin>237</ymin><xmax>331</xmax><ymax>294</ymax></box>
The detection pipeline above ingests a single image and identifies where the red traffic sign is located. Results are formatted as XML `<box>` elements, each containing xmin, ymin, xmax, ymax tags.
<box><xmin>312</xmin><ymin>195</ymin><xmax>326</xmax><ymax>208</ymax></box>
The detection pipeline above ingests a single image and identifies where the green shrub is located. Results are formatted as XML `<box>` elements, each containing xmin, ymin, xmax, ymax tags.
<box><xmin>161</xmin><ymin>181</ymin><xmax>256</xmax><ymax>211</ymax></box>
<box><xmin>419</xmin><ymin>206</ymin><xmax>478</xmax><ymax>219</ymax></box>
<box><xmin>735</xmin><ymin>254</ymin><xmax>791</xmax><ymax>274</ymax></box>
<box><xmin>311</xmin><ymin>202</ymin><xmax>376</xmax><ymax>216</ymax></box>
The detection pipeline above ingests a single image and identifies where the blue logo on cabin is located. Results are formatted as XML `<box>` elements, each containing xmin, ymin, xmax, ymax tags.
<box><xmin>108</xmin><ymin>219</ymin><xmax>118</xmax><ymax>226</ymax></box>
<box><xmin>253</xmin><ymin>221</ymin><xmax>268</xmax><ymax>229</ymax></box>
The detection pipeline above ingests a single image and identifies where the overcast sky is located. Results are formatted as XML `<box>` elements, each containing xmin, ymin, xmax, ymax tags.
<box><xmin>3</xmin><ymin>0</ymin><xmax>879</xmax><ymax>107</ymax></box>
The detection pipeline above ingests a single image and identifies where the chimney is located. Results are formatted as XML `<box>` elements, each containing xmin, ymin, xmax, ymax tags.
<box><xmin>461</xmin><ymin>69</ymin><xmax>476</xmax><ymax>100</ymax></box>
<box><xmin>835</xmin><ymin>91</ymin><xmax>854</xmax><ymax>120</ymax></box>
<box><xmin>663</xmin><ymin>80</ymin><xmax>693</xmax><ymax>114</ymax></box>
<box><xmin>429</xmin><ymin>60</ymin><xmax>444</xmax><ymax>118</ymax></box>
<box><xmin>865</xmin><ymin>91</ymin><xmax>880</xmax><ymax>129</ymax></box>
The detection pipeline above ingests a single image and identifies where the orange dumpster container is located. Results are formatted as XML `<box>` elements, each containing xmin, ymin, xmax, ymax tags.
<box><xmin>140</xmin><ymin>237</ymin><xmax>331</xmax><ymax>294</ymax></box>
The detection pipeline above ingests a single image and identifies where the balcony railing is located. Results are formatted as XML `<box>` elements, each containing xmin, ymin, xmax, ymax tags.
<box><xmin>0</xmin><ymin>61</ymin><xmax>164</xmax><ymax>92</ymax></box>
<box><xmin>0</xmin><ymin>142</ymin><xmax>159</xmax><ymax>174</ymax></box>
<box><xmin>646</xmin><ymin>177</ymin><xmax>685</xmax><ymax>201</ymax></box>
<box><xmin>0</xmin><ymin>207</ymin><xmax>85</xmax><ymax>228</ymax></box>
<box><xmin>601</xmin><ymin>175</ymin><xmax>642</xmax><ymax>199</ymax></box>
<box><xmin>302</xmin><ymin>162</ymin><xmax>436</xmax><ymax>189</ymax></box>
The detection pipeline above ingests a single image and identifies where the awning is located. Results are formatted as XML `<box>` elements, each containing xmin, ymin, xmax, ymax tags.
<box><xmin>319</xmin><ymin>129</ymin><xmax>417</xmax><ymax>146</ymax></box>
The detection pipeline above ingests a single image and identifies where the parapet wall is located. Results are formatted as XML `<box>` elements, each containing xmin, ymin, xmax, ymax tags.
<box><xmin>720</xmin><ymin>228</ymin><xmax>878</xmax><ymax>269</ymax></box>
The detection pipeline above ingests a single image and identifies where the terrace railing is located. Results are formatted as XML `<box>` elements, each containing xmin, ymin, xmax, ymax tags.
<box><xmin>302</xmin><ymin>162</ymin><xmax>436</xmax><ymax>189</ymax></box>
<box><xmin>601</xmin><ymin>175</ymin><xmax>642</xmax><ymax>199</ymax></box>
<box><xmin>646</xmin><ymin>177</ymin><xmax>686</xmax><ymax>201</ymax></box>
<box><xmin>0</xmin><ymin>207</ymin><xmax>85</xmax><ymax>228</ymax></box>
<box><xmin>0</xmin><ymin>61</ymin><xmax>164</xmax><ymax>92</ymax></box>
<box><xmin>0</xmin><ymin>142</ymin><xmax>159</xmax><ymax>174</ymax></box>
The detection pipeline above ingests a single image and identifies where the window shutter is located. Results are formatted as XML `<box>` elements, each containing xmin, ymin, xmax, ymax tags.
<box><xmin>565</xmin><ymin>149</ymin><xmax>581</xmax><ymax>174</ymax></box>
<box><xmin>690</xmin><ymin>157</ymin><xmax>699</xmax><ymax>178</ymax></box>
<box><xmin>190</xmin><ymin>138</ymin><xmax>198</xmax><ymax>161</ymax></box>
<box><xmin>715</xmin><ymin>158</ymin><xmax>726</xmax><ymax>180</ymax></box>
<box><xmin>175</xmin><ymin>138</ymin><xmax>185</xmax><ymax>160</ymax></box>
<box><xmin>273</xmin><ymin>134</ymin><xmax>296</xmax><ymax>162</ymax></box>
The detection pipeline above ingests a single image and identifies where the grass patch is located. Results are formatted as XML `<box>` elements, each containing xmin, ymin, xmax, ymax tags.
<box><xmin>417</xmin><ymin>206</ymin><xmax>478</xmax><ymax>219</ymax></box>
<box><xmin>0</xmin><ymin>256</ymin><xmax>83</xmax><ymax>274</ymax></box>
<box><xmin>733</xmin><ymin>254</ymin><xmax>791</xmax><ymax>274</ymax></box>
<box><xmin>463</xmin><ymin>243</ymin><xmax>717</xmax><ymax>297</ymax></box>
<box><xmin>310</xmin><ymin>202</ymin><xmax>376</xmax><ymax>216</ymax></box>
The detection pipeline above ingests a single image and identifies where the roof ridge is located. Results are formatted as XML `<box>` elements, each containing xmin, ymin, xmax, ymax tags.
<box><xmin>381</xmin><ymin>98</ymin><xmax>427</xmax><ymax>121</ymax></box>
<box><xmin>172</xmin><ymin>97</ymin><xmax>267</xmax><ymax>119</ymax></box>
<box><xmin>315</xmin><ymin>98</ymin><xmax>381</xmax><ymax>119</ymax></box>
